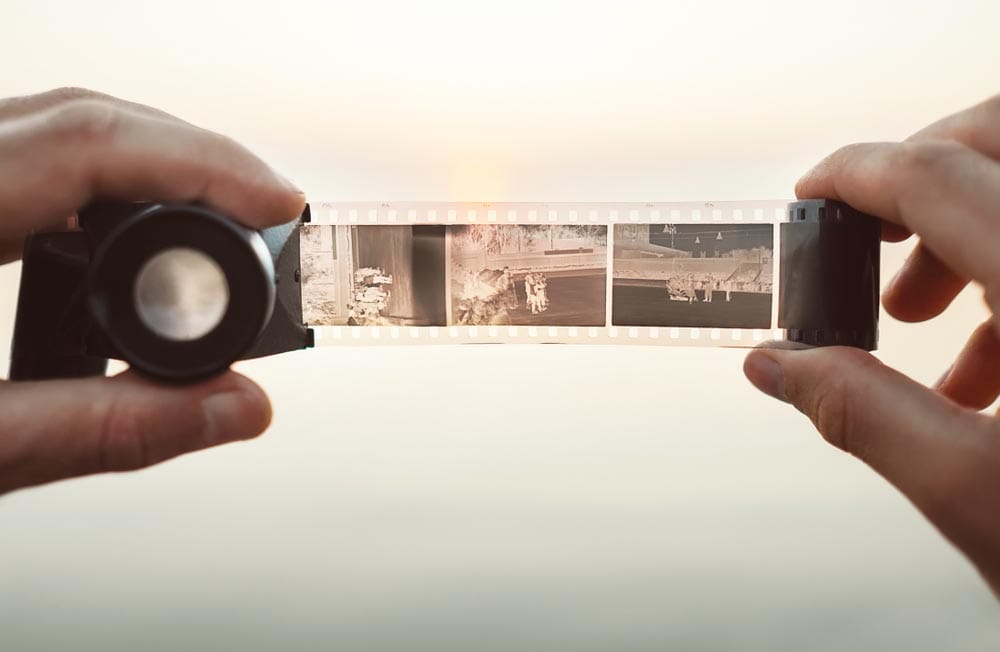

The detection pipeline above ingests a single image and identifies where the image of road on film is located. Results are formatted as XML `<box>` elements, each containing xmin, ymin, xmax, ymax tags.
<box><xmin>448</xmin><ymin>224</ymin><xmax>608</xmax><ymax>326</ymax></box>
<box><xmin>612</xmin><ymin>223</ymin><xmax>773</xmax><ymax>329</ymax></box>
<box><xmin>301</xmin><ymin>225</ymin><xmax>447</xmax><ymax>326</ymax></box>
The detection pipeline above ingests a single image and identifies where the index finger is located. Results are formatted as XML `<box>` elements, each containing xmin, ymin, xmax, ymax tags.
<box><xmin>795</xmin><ymin>140</ymin><xmax>1000</xmax><ymax>290</ymax></box>
<box><xmin>0</xmin><ymin>97</ymin><xmax>305</xmax><ymax>240</ymax></box>
<box><xmin>0</xmin><ymin>86</ymin><xmax>190</xmax><ymax>126</ymax></box>
<box><xmin>879</xmin><ymin>95</ymin><xmax>1000</xmax><ymax>316</ymax></box>
<box><xmin>908</xmin><ymin>93</ymin><xmax>1000</xmax><ymax>161</ymax></box>
<box><xmin>874</xmin><ymin>94</ymin><xmax>1000</xmax><ymax>245</ymax></box>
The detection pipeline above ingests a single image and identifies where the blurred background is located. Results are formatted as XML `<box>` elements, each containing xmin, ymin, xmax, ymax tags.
<box><xmin>2</xmin><ymin>1</ymin><xmax>999</xmax><ymax>649</ymax></box>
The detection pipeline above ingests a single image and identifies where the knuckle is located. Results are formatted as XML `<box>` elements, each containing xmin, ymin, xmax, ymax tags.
<box><xmin>44</xmin><ymin>86</ymin><xmax>101</xmax><ymax>103</ymax></box>
<box><xmin>894</xmin><ymin>140</ymin><xmax>970</xmax><ymax>184</ymax></box>
<box><xmin>975</xmin><ymin>92</ymin><xmax>1000</xmax><ymax>121</ymax></box>
<box><xmin>46</xmin><ymin>98</ymin><xmax>120</xmax><ymax>143</ymax></box>
<box><xmin>823</xmin><ymin>142</ymin><xmax>868</xmax><ymax>171</ymax></box>
<box><xmin>206</xmin><ymin>129</ymin><xmax>251</xmax><ymax>162</ymax></box>
<box><xmin>96</xmin><ymin>396</ymin><xmax>151</xmax><ymax>472</ymax></box>
<box><xmin>835</xmin><ymin>142</ymin><xmax>869</xmax><ymax>158</ymax></box>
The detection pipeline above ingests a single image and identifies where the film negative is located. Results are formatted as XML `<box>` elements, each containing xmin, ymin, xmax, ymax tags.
<box><xmin>300</xmin><ymin>200</ymin><xmax>880</xmax><ymax>349</ymax></box>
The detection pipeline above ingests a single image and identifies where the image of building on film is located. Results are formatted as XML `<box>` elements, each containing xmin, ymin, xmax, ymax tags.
<box><xmin>612</xmin><ymin>223</ymin><xmax>774</xmax><ymax>329</ymax></box>
<box><xmin>300</xmin><ymin>225</ymin><xmax>447</xmax><ymax>326</ymax></box>
<box><xmin>448</xmin><ymin>224</ymin><xmax>608</xmax><ymax>326</ymax></box>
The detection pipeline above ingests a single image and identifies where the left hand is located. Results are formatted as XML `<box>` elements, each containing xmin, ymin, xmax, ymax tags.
<box><xmin>0</xmin><ymin>87</ymin><xmax>306</xmax><ymax>494</ymax></box>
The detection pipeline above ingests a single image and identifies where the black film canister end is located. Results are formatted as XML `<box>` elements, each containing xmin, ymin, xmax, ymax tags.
<box><xmin>778</xmin><ymin>199</ymin><xmax>881</xmax><ymax>351</ymax></box>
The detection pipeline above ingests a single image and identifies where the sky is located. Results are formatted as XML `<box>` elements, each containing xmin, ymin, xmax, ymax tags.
<box><xmin>1</xmin><ymin>1</ymin><xmax>999</xmax><ymax>650</ymax></box>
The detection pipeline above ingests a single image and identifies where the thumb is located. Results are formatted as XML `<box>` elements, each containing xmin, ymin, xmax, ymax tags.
<box><xmin>743</xmin><ymin>346</ymin><xmax>997</xmax><ymax>512</ymax></box>
<box><xmin>744</xmin><ymin>346</ymin><xmax>1000</xmax><ymax>595</ymax></box>
<box><xmin>0</xmin><ymin>370</ymin><xmax>271</xmax><ymax>494</ymax></box>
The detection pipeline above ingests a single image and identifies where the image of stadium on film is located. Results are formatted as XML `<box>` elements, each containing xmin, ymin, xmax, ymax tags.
<box><xmin>612</xmin><ymin>223</ymin><xmax>773</xmax><ymax>329</ymax></box>
<box><xmin>448</xmin><ymin>224</ymin><xmax>608</xmax><ymax>327</ymax></box>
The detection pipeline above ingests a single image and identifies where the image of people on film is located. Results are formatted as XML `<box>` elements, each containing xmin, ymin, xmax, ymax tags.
<box><xmin>448</xmin><ymin>224</ymin><xmax>608</xmax><ymax>326</ymax></box>
<box><xmin>301</xmin><ymin>224</ymin><xmax>447</xmax><ymax>326</ymax></box>
<box><xmin>611</xmin><ymin>223</ymin><xmax>774</xmax><ymax>328</ymax></box>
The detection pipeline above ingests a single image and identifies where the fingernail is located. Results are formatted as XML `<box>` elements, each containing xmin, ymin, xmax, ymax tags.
<box><xmin>744</xmin><ymin>352</ymin><xmax>789</xmax><ymax>402</ymax></box>
<box><xmin>201</xmin><ymin>390</ymin><xmax>268</xmax><ymax>444</ymax></box>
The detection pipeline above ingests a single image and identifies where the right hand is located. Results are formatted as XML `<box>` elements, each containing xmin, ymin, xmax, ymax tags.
<box><xmin>743</xmin><ymin>93</ymin><xmax>1000</xmax><ymax>596</ymax></box>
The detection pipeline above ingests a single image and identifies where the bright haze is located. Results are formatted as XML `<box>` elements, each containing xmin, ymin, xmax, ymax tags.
<box><xmin>1</xmin><ymin>1</ymin><xmax>999</xmax><ymax>650</ymax></box>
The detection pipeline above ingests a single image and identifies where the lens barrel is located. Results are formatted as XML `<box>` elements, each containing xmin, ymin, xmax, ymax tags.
<box><xmin>88</xmin><ymin>204</ymin><xmax>276</xmax><ymax>380</ymax></box>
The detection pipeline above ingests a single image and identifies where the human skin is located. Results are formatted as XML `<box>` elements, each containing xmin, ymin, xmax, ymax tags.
<box><xmin>744</xmin><ymin>93</ymin><xmax>1000</xmax><ymax>597</ymax></box>
<box><xmin>0</xmin><ymin>87</ymin><xmax>306</xmax><ymax>494</ymax></box>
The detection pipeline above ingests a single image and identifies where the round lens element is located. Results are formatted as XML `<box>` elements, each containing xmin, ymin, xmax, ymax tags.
<box><xmin>134</xmin><ymin>247</ymin><xmax>230</xmax><ymax>341</ymax></box>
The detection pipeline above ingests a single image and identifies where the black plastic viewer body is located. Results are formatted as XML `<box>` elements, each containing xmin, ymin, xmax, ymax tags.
<box><xmin>9</xmin><ymin>202</ymin><xmax>313</xmax><ymax>382</ymax></box>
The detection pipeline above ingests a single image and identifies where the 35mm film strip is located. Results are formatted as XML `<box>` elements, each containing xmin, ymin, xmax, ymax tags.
<box><xmin>299</xmin><ymin>201</ymin><xmax>880</xmax><ymax>349</ymax></box>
